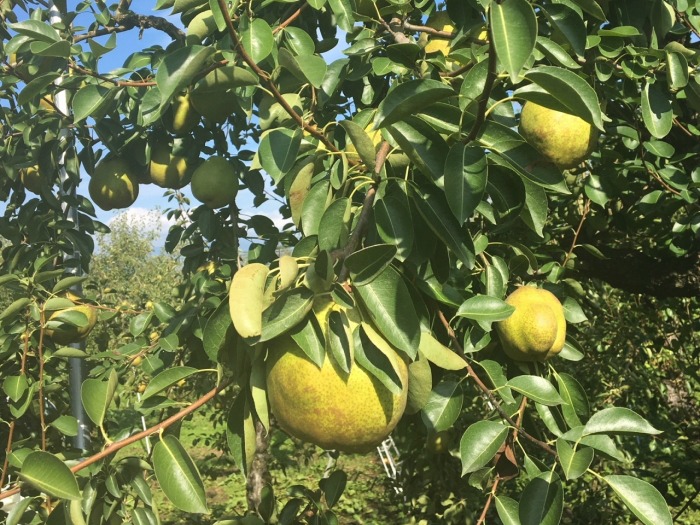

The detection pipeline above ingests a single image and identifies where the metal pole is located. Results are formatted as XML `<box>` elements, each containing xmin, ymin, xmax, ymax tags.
<box><xmin>49</xmin><ymin>2</ymin><xmax>90</xmax><ymax>452</ymax></box>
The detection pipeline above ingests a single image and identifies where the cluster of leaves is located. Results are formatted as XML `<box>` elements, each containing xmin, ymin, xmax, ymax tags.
<box><xmin>0</xmin><ymin>0</ymin><xmax>698</xmax><ymax>523</ymax></box>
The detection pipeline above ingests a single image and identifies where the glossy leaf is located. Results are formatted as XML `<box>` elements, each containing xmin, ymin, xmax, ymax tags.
<box><xmin>259</xmin><ymin>129</ymin><xmax>302</xmax><ymax>184</ymax></box>
<box><xmin>227</xmin><ymin>393</ymin><xmax>256</xmax><ymax>475</ymax></box>
<box><xmin>3</xmin><ymin>374</ymin><xmax>28</xmax><ymax>402</ymax></box>
<box><xmin>239</xmin><ymin>17</ymin><xmax>274</xmax><ymax>63</ymax></box>
<box><xmin>375</xmin><ymin>79</ymin><xmax>454</xmax><ymax>129</ymax></box>
<box><xmin>407</xmin><ymin>357</ymin><xmax>432</xmax><ymax>414</ymax></box>
<box><xmin>374</xmin><ymin>189</ymin><xmax>414</xmax><ymax>261</ymax></box>
<box><xmin>81</xmin><ymin>369</ymin><xmax>118</xmax><ymax>426</ymax></box>
<box><xmin>142</xmin><ymin>366</ymin><xmax>199</xmax><ymax>401</ymax></box>
<box><xmin>354</xmin><ymin>265</ymin><xmax>420</xmax><ymax>359</ymax></box>
<box><xmin>582</xmin><ymin>407</ymin><xmax>661</xmax><ymax>436</ymax></box>
<box><xmin>289</xmin><ymin>315</ymin><xmax>325</xmax><ymax>368</ymax></box>
<box><xmin>491</xmin><ymin>0</ymin><xmax>538</xmax><ymax>82</ymax></box>
<box><xmin>604</xmin><ymin>475</ymin><xmax>672</xmax><ymax>525</ymax></box>
<box><xmin>444</xmin><ymin>144</ymin><xmax>488</xmax><ymax>224</ymax></box>
<box><xmin>419</xmin><ymin>330</ymin><xmax>467</xmax><ymax>370</ymax></box>
<box><xmin>459</xmin><ymin>420</ymin><xmax>509</xmax><ymax>475</ymax></box>
<box><xmin>519</xmin><ymin>471</ymin><xmax>563</xmax><ymax>525</ymax></box>
<box><xmin>203</xmin><ymin>299</ymin><xmax>236</xmax><ymax>362</ymax></box>
<box><xmin>642</xmin><ymin>83</ymin><xmax>673</xmax><ymax>139</ymax></box>
<box><xmin>421</xmin><ymin>379</ymin><xmax>463</xmax><ymax>432</ymax></box>
<box><xmin>345</xmin><ymin>244</ymin><xmax>397</xmax><ymax>286</ymax></box>
<box><xmin>260</xmin><ymin>287</ymin><xmax>314</xmax><ymax>342</ymax></box>
<box><xmin>507</xmin><ymin>375</ymin><xmax>564</xmax><ymax>406</ymax></box>
<box><xmin>155</xmin><ymin>45</ymin><xmax>214</xmax><ymax>107</ymax></box>
<box><xmin>153</xmin><ymin>435</ymin><xmax>209</xmax><ymax>514</ymax></box>
<box><xmin>556</xmin><ymin>439</ymin><xmax>593</xmax><ymax>480</ymax></box>
<box><xmin>20</xmin><ymin>451</ymin><xmax>81</xmax><ymax>500</ymax></box>
<box><xmin>495</xmin><ymin>496</ymin><xmax>521</xmax><ymax>525</ymax></box>
<box><xmin>387</xmin><ymin>117</ymin><xmax>450</xmax><ymax>188</ymax></box>
<box><xmin>355</xmin><ymin>325</ymin><xmax>404</xmax><ymax>395</ymax></box>
<box><xmin>320</xmin><ymin>470</ymin><xmax>347</xmax><ymax>508</ymax></box>
<box><xmin>457</xmin><ymin>295</ymin><xmax>515</xmax><ymax>324</ymax></box>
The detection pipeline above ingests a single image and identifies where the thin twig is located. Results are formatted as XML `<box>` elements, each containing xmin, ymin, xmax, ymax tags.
<box><xmin>0</xmin><ymin>379</ymin><xmax>232</xmax><ymax>502</ymax></box>
<box><xmin>476</xmin><ymin>476</ymin><xmax>500</xmax><ymax>525</ymax></box>
<box><xmin>436</xmin><ymin>310</ymin><xmax>557</xmax><ymax>456</ymax></box>
<box><xmin>38</xmin><ymin>310</ymin><xmax>47</xmax><ymax>451</ymax></box>
<box><xmin>0</xmin><ymin>422</ymin><xmax>16</xmax><ymax>489</ymax></box>
<box><xmin>215</xmin><ymin>0</ymin><xmax>337</xmax><ymax>152</ymax></box>
<box><xmin>562</xmin><ymin>198</ymin><xmax>591</xmax><ymax>269</ymax></box>
<box><xmin>273</xmin><ymin>3</ymin><xmax>308</xmax><ymax>34</ymax></box>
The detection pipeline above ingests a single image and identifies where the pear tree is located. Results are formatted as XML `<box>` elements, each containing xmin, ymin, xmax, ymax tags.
<box><xmin>0</xmin><ymin>0</ymin><xmax>698</xmax><ymax>524</ymax></box>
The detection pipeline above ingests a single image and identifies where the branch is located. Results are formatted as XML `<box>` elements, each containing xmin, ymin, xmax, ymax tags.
<box><xmin>215</xmin><ymin>0</ymin><xmax>338</xmax><ymax>153</ymax></box>
<box><xmin>0</xmin><ymin>379</ymin><xmax>231</xmax><ymax>502</ymax></box>
<box><xmin>436</xmin><ymin>310</ymin><xmax>557</xmax><ymax>456</ymax></box>
<box><xmin>576</xmin><ymin>246</ymin><xmax>700</xmax><ymax>298</ymax></box>
<box><xmin>74</xmin><ymin>10</ymin><xmax>185</xmax><ymax>44</ymax></box>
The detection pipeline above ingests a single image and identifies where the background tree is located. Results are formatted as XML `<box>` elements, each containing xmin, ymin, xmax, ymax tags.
<box><xmin>0</xmin><ymin>0</ymin><xmax>698</xmax><ymax>524</ymax></box>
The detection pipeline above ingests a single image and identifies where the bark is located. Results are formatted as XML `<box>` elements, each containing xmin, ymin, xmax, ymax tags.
<box><xmin>246</xmin><ymin>420</ymin><xmax>271</xmax><ymax>513</ymax></box>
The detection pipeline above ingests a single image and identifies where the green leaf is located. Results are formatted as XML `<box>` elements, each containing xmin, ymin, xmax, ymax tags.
<box><xmin>456</xmin><ymin>295</ymin><xmax>515</xmax><ymax>325</ymax></box>
<box><xmin>421</xmin><ymin>379</ymin><xmax>463</xmax><ymax>432</ymax></box>
<box><xmin>459</xmin><ymin>420</ymin><xmax>509</xmax><ymax>475</ymax></box>
<box><xmin>355</xmin><ymin>325</ymin><xmax>404</xmax><ymax>395</ymax></box>
<box><xmin>0</xmin><ymin>297</ymin><xmax>31</xmax><ymax>321</ymax></box>
<box><xmin>9</xmin><ymin>19</ymin><xmax>61</xmax><ymax>42</ymax></box>
<box><xmin>226</xmin><ymin>393</ymin><xmax>256</xmax><ymax>475</ymax></box>
<box><xmin>642</xmin><ymin>83</ymin><xmax>673</xmax><ymax>139</ymax></box>
<box><xmin>582</xmin><ymin>407</ymin><xmax>662</xmax><ymax>436</ymax></box>
<box><xmin>666</xmin><ymin>51</ymin><xmax>689</xmax><ymax>90</ymax></box>
<box><xmin>386</xmin><ymin>117</ymin><xmax>450</xmax><ymax>188</ymax></box>
<box><xmin>81</xmin><ymin>369</ymin><xmax>119</xmax><ymax>426</ymax></box>
<box><xmin>556</xmin><ymin>439</ymin><xmax>593</xmax><ymax>480</ymax></box>
<box><xmin>289</xmin><ymin>316</ymin><xmax>325</xmax><ymax>368</ymax></box>
<box><xmin>327</xmin><ymin>0</ymin><xmax>355</xmax><ymax>32</ymax></box>
<box><xmin>519</xmin><ymin>472</ymin><xmax>563</xmax><ymax>525</ymax></box>
<box><xmin>72</xmin><ymin>84</ymin><xmax>117</xmax><ymax>123</ymax></box>
<box><xmin>374</xmin><ymin>187</ymin><xmax>414</xmax><ymax>262</ymax></box>
<box><xmin>142</xmin><ymin>367</ymin><xmax>199</xmax><ymax>401</ymax></box>
<box><xmin>49</xmin><ymin>415</ymin><xmax>79</xmax><ymax>437</ymax></box>
<box><xmin>260</xmin><ymin>287</ymin><xmax>314</xmax><ymax>342</ymax></box>
<box><xmin>153</xmin><ymin>435</ymin><xmax>209</xmax><ymax>514</ymax></box>
<box><xmin>203</xmin><ymin>299</ymin><xmax>236</xmax><ymax>362</ymax></box>
<box><xmin>572</xmin><ymin>0</ymin><xmax>607</xmax><ymax>20</ymax></box>
<box><xmin>339</xmin><ymin>120</ymin><xmax>376</xmax><ymax>170</ymax></box>
<box><xmin>259</xmin><ymin>129</ymin><xmax>302</xmax><ymax>184</ymax></box>
<box><xmin>375</xmin><ymin>79</ymin><xmax>454</xmax><ymax>129</ymax></box>
<box><xmin>318</xmin><ymin>198</ymin><xmax>351</xmax><ymax>252</ymax></box>
<box><xmin>555</xmin><ymin>372</ymin><xmax>589</xmax><ymax>428</ymax></box>
<box><xmin>459</xmin><ymin>59</ymin><xmax>490</xmax><ymax>111</ymax></box>
<box><xmin>239</xmin><ymin>17</ymin><xmax>274</xmax><ymax>63</ymax></box>
<box><xmin>354</xmin><ymin>265</ymin><xmax>420</xmax><ymax>359</ymax></box>
<box><xmin>278</xmin><ymin>49</ymin><xmax>327</xmax><ymax>88</ymax></box>
<box><xmin>562</xmin><ymin>296</ymin><xmax>588</xmax><ymax>323</ymax></box>
<box><xmin>345</xmin><ymin>244</ymin><xmax>397</xmax><ymax>286</ymax></box>
<box><xmin>604</xmin><ymin>475</ymin><xmax>672</xmax><ymax>525</ymax></box>
<box><xmin>444</xmin><ymin>144</ymin><xmax>488</xmax><ymax>224</ymax></box>
<box><xmin>320</xmin><ymin>470</ymin><xmax>347</xmax><ymax>508</ymax></box>
<box><xmin>327</xmin><ymin>310</ymin><xmax>353</xmax><ymax>374</ymax></box>
<box><xmin>524</xmin><ymin>66</ymin><xmax>604</xmax><ymax>130</ymax></box>
<box><xmin>495</xmin><ymin>496</ymin><xmax>521</xmax><ymax>525</ymax></box>
<box><xmin>413</xmin><ymin>188</ymin><xmax>475</xmax><ymax>269</ymax></box>
<box><xmin>301</xmin><ymin>181</ymin><xmax>330</xmax><ymax>236</ymax></box>
<box><xmin>544</xmin><ymin>4</ymin><xmax>586</xmax><ymax>57</ymax></box>
<box><xmin>155</xmin><ymin>45</ymin><xmax>214</xmax><ymax>108</ymax></box>
<box><xmin>52</xmin><ymin>275</ymin><xmax>88</xmax><ymax>294</ymax></box>
<box><xmin>419</xmin><ymin>330</ymin><xmax>467</xmax><ymax>370</ymax></box>
<box><xmin>507</xmin><ymin>376</ymin><xmax>564</xmax><ymax>406</ymax></box>
<box><xmin>491</xmin><ymin>0</ymin><xmax>538</xmax><ymax>82</ymax></box>
<box><xmin>407</xmin><ymin>357</ymin><xmax>432</xmax><ymax>414</ymax></box>
<box><xmin>250</xmin><ymin>354</ymin><xmax>269</xmax><ymax>430</ymax></box>
<box><xmin>20</xmin><ymin>451</ymin><xmax>81</xmax><ymax>500</ymax></box>
<box><xmin>129</xmin><ymin>311</ymin><xmax>153</xmax><ymax>337</ymax></box>
<box><xmin>3</xmin><ymin>374</ymin><xmax>28</xmax><ymax>402</ymax></box>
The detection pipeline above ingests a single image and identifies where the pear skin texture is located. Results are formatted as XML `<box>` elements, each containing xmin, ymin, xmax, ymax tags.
<box><xmin>495</xmin><ymin>287</ymin><xmax>566</xmax><ymax>362</ymax></box>
<box><xmin>228</xmin><ymin>263</ymin><xmax>269</xmax><ymax>340</ymax></box>
<box><xmin>518</xmin><ymin>102</ymin><xmax>597</xmax><ymax>170</ymax></box>
<box><xmin>266</xmin><ymin>335</ymin><xmax>408</xmax><ymax>453</ymax></box>
<box><xmin>191</xmin><ymin>156</ymin><xmax>238</xmax><ymax>208</ymax></box>
<box><xmin>163</xmin><ymin>93</ymin><xmax>199</xmax><ymax>136</ymax></box>
<box><xmin>149</xmin><ymin>144</ymin><xmax>193</xmax><ymax>189</ymax></box>
<box><xmin>46</xmin><ymin>305</ymin><xmax>98</xmax><ymax>345</ymax></box>
<box><xmin>89</xmin><ymin>159</ymin><xmax>139</xmax><ymax>211</ymax></box>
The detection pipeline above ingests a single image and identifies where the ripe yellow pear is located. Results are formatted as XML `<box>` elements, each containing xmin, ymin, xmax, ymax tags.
<box><xmin>46</xmin><ymin>305</ymin><xmax>98</xmax><ymax>345</ymax></box>
<box><xmin>148</xmin><ymin>143</ymin><xmax>194</xmax><ymax>189</ymax></box>
<box><xmin>190</xmin><ymin>156</ymin><xmax>238</xmax><ymax>208</ymax></box>
<box><xmin>265</xmin><ymin>299</ymin><xmax>408</xmax><ymax>453</ymax></box>
<box><xmin>162</xmin><ymin>93</ymin><xmax>199</xmax><ymax>136</ymax></box>
<box><xmin>89</xmin><ymin>158</ymin><xmax>139</xmax><ymax>211</ymax></box>
<box><xmin>518</xmin><ymin>102</ymin><xmax>598</xmax><ymax>170</ymax></box>
<box><xmin>20</xmin><ymin>165</ymin><xmax>44</xmax><ymax>194</ymax></box>
<box><xmin>495</xmin><ymin>287</ymin><xmax>566</xmax><ymax>361</ymax></box>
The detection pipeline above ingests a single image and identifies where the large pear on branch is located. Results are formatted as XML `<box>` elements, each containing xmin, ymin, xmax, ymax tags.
<box><xmin>265</xmin><ymin>298</ymin><xmax>408</xmax><ymax>453</ymax></box>
<box><xmin>89</xmin><ymin>158</ymin><xmax>139</xmax><ymax>211</ymax></box>
<box><xmin>518</xmin><ymin>102</ymin><xmax>598</xmax><ymax>170</ymax></box>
